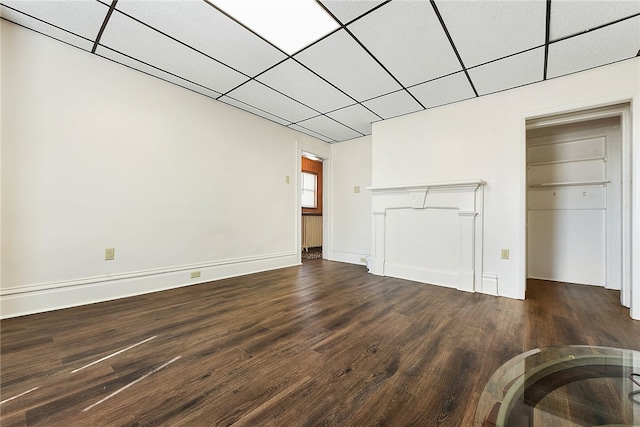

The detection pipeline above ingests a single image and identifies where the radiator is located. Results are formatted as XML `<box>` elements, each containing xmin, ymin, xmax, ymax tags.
<box><xmin>302</xmin><ymin>215</ymin><xmax>323</xmax><ymax>250</ymax></box>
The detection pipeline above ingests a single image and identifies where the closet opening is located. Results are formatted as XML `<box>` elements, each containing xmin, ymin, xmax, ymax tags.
<box><xmin>526</xmin><ymin>103</ymin><xmax>631</xmax><ymax>309</ymax></box>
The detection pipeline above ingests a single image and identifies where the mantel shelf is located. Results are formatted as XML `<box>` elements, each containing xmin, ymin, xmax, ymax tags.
<box><xmin>367</xmin><ymin>179</ymin><xmax>485</xmax><ymax>192</ymax></box>
<box><xmin>528</xmin><ymin>180</ymin><xmax>611</xmax><ymax>189</ymax></box>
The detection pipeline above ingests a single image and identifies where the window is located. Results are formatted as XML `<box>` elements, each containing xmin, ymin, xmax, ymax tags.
<box><xmin>301</xmin><ymin>172</ymin><xmax>317</xmax><ymax>208</ymax></box>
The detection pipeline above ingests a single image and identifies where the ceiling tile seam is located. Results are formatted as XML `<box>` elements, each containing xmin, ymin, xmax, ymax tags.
<box><xmin>97</xmin><ymin>44</ymin><xmax>223</xmax><ymax>96</ymax></box>
<box><xmin>429</xmin><ymin>0</ymin><xmax>479</xmax><ymax>98</ymax></box>
<box><xmin>549</xmin><ymin>12</ymin><xmax>640</xmax><ymax>44</ymax></box>
<box><xmin>92</xmin><ymin>0</ymin><xmax>118</xmax><ymax>53</ymax></box>
<box><xmin>543</xmin><ymin>0</ymin><xmax>551</xmax><ymax>80</ymax></box>
<box><xmin>545</xmin><ymin>57</ymin><xmax>639</xmax><ymax>82</ymax></box>
<box><xmin>96</xmin><ymin>52</ymin><xmax>222</xmax><ymax>100</ymax></box>
<box><xmin>290</xmin><ymin>58</ymin><xmax>381</xmax><ymax>119</ymax></box>
<box><xmin>464</xmin><ymin>45</ymin><xmax>546</xmax><ymax>73</ymax></box>
<box><xmin>322</xmin><ymin>0</ymin><xmax>392</xmax><ymax>27</ymax></box>
<box><xmin>111</xmin><ymin>8</ymin><xmax>251</xmax><ymax>80</ymax></box>
<box><xmin>289</xmin><ymin>113</ymin><xmax>366</xmax><ymax>138</ymax></box>
<box><xmin>216</xmin><ymin>56</ymin><xmax>289</xmax><ymax>100</ymax></box>
<box><xmin>287</xmin><ymin>123</ymin><xmax>336</xmax><ymax>143</ymax></box>
<box><xmin>340</xmin><ymin>25</ymin><xmax>426</xmax><ymax>110</ymax></box>
<box><xmin>0</xmin><ymin>5</ymin><xmax>96</xmax><ymax>44</ymax></box>
<box><xmin>0</xmin><ymin>16</ymin><xmax>94</xmax><ymax>51</ymax></box>
<box><xmin>321</xmin><ymin>102</ymin><xmax>383</xmax><ymax>122</ymax></box>
<box><xmin>220</xmin><ymin>94</ymin><xmax>295</xmax><ymax>124</ymax></box>
<box><xmin>230</xmin><ymin>79</ymin><xmax>328</xmax><ymax>117</ymax></box>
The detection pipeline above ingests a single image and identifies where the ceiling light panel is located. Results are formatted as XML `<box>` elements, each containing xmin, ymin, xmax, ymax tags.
<box><xmin>468</xmin><ymin>47</ymin><xmax>545</xmax><ymax>96</ymax></box>
<box><xmin>99</xmin><ymin>10</ymin><xmax>248</xmax><ymax>94</ymax></box>
<box><xmin>115</xmin><ymin>0</ymin><xmax>286</xmax><ymax>76</ymax></box>
<box><xmin>211</xmin><ymin>0</ymin><xmax>338</xmax><ymax>55</ymax></box>
<box><xmin>348</xmin><ymin>1</ymin><xmax>461</xmax><ymax>87</ymax></box>
<box><xmin>408</xmin><ymin>72</ymin><xmax>475</xmax><ymax>109</ymax></box>
<box><xmin>256</xmin><ymin>59</ymin><xmax>353</xmax><ymax>113</ymax></box>
<box><xmin>435</xmin><ymin>0</ymin><xmax>546</xmax><ymax>68</ymax></box>
<box><xmin>218</xmin><ymin>96</ymin><xmax>292</xmax><ymax>126</ymax></box>
<box><xmin>224</xmin><ymin>80</ymin><xmax>317</xmax><ymax>123</ymax></box>
<box><xmin>363</xmin><ymin>90</ymin><xmax>423</xmax><ymax>119</ymax></box>
<box><xmin>326</xmin><ymin>104</ymin><xmax>381</xmax><ymax>135</ymax></box>
<box><xmin>0</xmin><ymin>7</ymin><xmax>95</xmax><ymax>51</ymax></box>
<box><xmin>288</xmin><ymin>124</ymin><xmax>334</xmax><ymax>142</ymax></box>
<box><xmin>295</xmin><ymin>29</ymin><xmax>401</xmax><ymax>101</ymax></box>
<box><xmin>550</xmin><ymin>0</ymin><xmax>640</xmax><ymax>41</ymax></box>
<box><xmin>547</xmin><ymin>16</ymin><xmax>640</xmax><ymax>78</ymax></box>
<box><xmin>95</xmin><ymin>46</ymin><xmax>222</xmax><ymax>100</ymax></box>
<box><xmin>319</xmin><ymin>0</ymin><xmax>385</xmax><ymax>25</ymax></box>
<box><xmin>296</xmin><ymin>115</ymin><xmax>362</xmax><ymax>141</ymax></box>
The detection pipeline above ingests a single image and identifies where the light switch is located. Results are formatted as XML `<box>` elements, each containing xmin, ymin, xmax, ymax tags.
<box><xmin>354</xmin><ymin>186</ymin><xmax>360</xmax><ymax>193</ymax></box>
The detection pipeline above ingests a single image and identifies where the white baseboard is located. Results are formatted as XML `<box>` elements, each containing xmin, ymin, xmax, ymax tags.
<box><xmin>329</xmin><ymin>250</ymin><xmax>368</xmax><ymax>266</ymax></box>
<box><xmin>0</xmin><ymin>253</ymin><xmax>298</xmax><ymax>319</ymax></box>
<box><xmin>384</xmin><ymin>263</ymin><xmax>459</xmax><ymax>290</ymax></box>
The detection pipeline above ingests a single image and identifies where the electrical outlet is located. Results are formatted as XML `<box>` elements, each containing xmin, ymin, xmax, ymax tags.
<box><xmin>501</xmin><ymin>249</ymin><xmax>510</xmax><ymax>260</ymax></box>
<box><xmin>190</xmin><ymin>271</ymin><xmax>201</xmax><ymax>279</ymax></box>
<box><xmin>360</xmin><ymin>257</ymin><xmax>367</xmax><ymax>262</ymax></box>
<box><xmin>285</xmin><ymin>175</ymin><xmax>290</xmax><ymax>184</ymax></box>
<box><xmin>354</xmin><ymin>186</ymin><xmax>360</xmax><ymax>193</ymax></box>
<box><xmin>105</xmin><ymin>248</ymin><xmax>115</xmax><ymax>261</ymax></box>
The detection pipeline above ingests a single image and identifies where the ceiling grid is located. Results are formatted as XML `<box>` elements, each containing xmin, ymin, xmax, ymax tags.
<box><xmin>1</xmin><ymin>0</ymin><xmax>638</xmax><ymax>143</ymax></box>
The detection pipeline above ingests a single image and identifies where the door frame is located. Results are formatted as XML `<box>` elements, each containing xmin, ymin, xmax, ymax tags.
<box><xmin>296</xmin><ymin>143</ymin><xmax>331</xmax><ymax>263</ymax></box>
<box><xmin>524</xmin><ymin>101</ymin><xmax>635</xmax><ymax>317</ymax></box>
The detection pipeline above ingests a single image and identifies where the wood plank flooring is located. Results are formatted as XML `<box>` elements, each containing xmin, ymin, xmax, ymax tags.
<box><xmin>1</xmin><ymin>260</ymin><xmax>639</xmax><ymax>426</ymax></box>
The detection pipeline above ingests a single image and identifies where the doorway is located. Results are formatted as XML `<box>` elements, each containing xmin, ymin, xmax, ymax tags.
<box><xmin>301</xmin><ymin>153</ymin><xmax>323</xmax><ymax>260</ymax></box>
<box><xmin>526</xmin><ymin>104</ymin><xmax>631</xmax><ymax>308</ymax></box>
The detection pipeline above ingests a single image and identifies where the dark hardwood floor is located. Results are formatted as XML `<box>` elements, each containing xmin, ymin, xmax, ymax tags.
<box><xmin>1</xmin><ymin>260</ymin><xmax>639</xmax><ymax>426</ymax></box>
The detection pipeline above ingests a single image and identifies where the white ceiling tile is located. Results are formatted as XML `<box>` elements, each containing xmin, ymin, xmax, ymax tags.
<box><xmin>547</xmin><ymin>16</ymin><xmax>640</xmax><ymax>78</ymax></box>
<box><xmin>362</xmin><ymin>90</ymin><xmax>423</xmax><ymax>119</ymax></box>
<box><xmin>225</xmin><ymin>81</ymin><xmax>317</xmax><ymax>123</ymax></box>
<box><xmin>95</xmin><ymin>46</ymin><xmax>222</xmax><ymax>99</ymax></box>
<box><xmin>550</xmin><ymin>0</ymin><xmax>640</xmax><ymax>41</ymax></box>
<box><xmin>468</xmin><ymin>47</ymin><xmax>545</xmax><ymax>96</ymax></box>
<box><xmin>408</xmin><ymin>72</ymin><xmax>475</xmax><ymax>109</ymax></box>
<box><xmin>288</xmin><ymin>124</ymin><xmax>334</xmax><ymax>142</ymax></box>
<box><xmin>257</xmin><ymin>59</ymin><xmax>354</xmax><ymax>113</ymax></box>
<box><xmin>219</xmin><ymin>96</ymin><xmax>291</xmax><ymax>126</ymax></box>
<box><xmin>0</xmin><ymin>7</ymin><xmax>95</xmax><ymax>51</ymax></box>
<box><xmin>99</xmin><ymin>10</ymin><xmax>248</xmax><ymax>94</ymax></box>
<box><xmin>296</xmin><ymin>115</ymin><xmax>362</xmax><ymax>142</ymax></box>
<box><xmin>295</xmin><ymin>29</ymin><xmax>402</xmax><ymax>101</ymax></box>
<box><xmin>326</xmin><ymin>104</ymin><xmax>380</xmax><ymax>135</ymax></box>
<box><xmin>115</xmin><ymin>0</ymin><xmax>286</xmax><ymax>76</ymax></box>
<box><xmin>1</xmin><ymin>0</ymin><xmax>108</xmax><ymax>41</ymax></box>
<box><xmin>436</xmin><ymin>0</ymin><xmax>547</xmax><ymax>67</ymax></box>
<box><xmin>319</xmin><ymin>0</ymin><xmax>385</xmax><ymax>24</ymax></box>
<box><xmin>348</xmin><ymin>1</ymin><xmax>461</xmax><ymax>87</ymax></box>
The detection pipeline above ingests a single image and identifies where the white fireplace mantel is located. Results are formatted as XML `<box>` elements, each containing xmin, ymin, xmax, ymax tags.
<box><xmin>367</xmin><ymin>180</ymin><xmax>486</xmax><ymax>293</ymax></box>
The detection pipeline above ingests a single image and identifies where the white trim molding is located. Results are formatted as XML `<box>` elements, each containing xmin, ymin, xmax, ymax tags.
<box><xmin>0</xmin><ymin>252</ymin><xmax>298</xmax><ymax>319</ymax></box>
<box><xmin>367</xmin><ymin>180</ymin><xmax>485</xmax><ymax>293</ymax></box>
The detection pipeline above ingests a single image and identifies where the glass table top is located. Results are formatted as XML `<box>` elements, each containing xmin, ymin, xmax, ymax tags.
<box><xmin>475</xmin><ymin>346</ymin><xmax>640</xmax><ymax>426</ymax></box>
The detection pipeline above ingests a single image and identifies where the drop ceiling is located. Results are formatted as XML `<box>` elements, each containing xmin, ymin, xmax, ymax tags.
<box><xmin>1</xmin><ymin>0</ymin><xmax>639</xmax><ymax>143</ymax></box>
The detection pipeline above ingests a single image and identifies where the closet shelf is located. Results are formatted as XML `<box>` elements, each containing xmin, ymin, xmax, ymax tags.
<box><xmin>527</xmin><ymin>156</ymin><xmax>606</xmax><ymax>167</ymax></box>
<box><xmin>528</xmin><ymin>180</ymin><xmax>610</xmax><ymax>189</ymax></box>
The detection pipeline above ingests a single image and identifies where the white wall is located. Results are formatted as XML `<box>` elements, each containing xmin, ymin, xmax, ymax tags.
<box><xmin>329</xmin><ymin>136</ymin><xmax>372</xmax><ymax>265</ymax></box>
<box><xmin>372</xmin><ymin>58</ymin><xmax>640</xmax><ymax>313</ymax></box>
<box><xmin>0</xmin><ymin>21</ymin><xmax>329</xmax><ymax>318</ymax></box>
